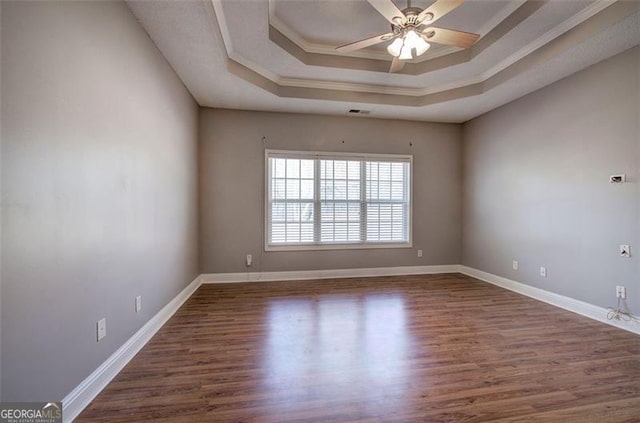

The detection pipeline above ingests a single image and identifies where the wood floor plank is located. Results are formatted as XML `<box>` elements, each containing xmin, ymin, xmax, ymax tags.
<box><xmin>76</xmin><ymin>274</ymin><xmax>640</xmax><ymax>422</ymax></box>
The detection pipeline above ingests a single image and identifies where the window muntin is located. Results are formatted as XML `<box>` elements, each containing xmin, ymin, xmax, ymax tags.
<box><xmin>266</xmin><ymin>150</ymin><xmax>411</xmax><ymax>250</ymax></box>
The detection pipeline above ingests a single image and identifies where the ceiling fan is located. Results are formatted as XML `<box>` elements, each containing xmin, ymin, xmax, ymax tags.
<box><xmin>336</xmin><ymin>0</ymin><xmax>480</xmax><ymax>73</ymax></box>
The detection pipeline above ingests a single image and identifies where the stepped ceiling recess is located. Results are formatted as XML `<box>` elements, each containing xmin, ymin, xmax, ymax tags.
<box><xmin>127</xmin><ymin>0</ymin><xmax>640</xmax><ymax>122</ymax></box>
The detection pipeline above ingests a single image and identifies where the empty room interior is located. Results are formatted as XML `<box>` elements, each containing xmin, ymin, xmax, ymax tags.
<box><xmin>1</xmin><ymin>0</ymin><xmax>640</xmax><ymax>421</ymax></box>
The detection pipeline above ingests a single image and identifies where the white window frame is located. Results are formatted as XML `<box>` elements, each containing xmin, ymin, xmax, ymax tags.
<box><xmin>264</xmin><ymin>149</ymin><xmax>413</xmax><ymax>251</ymax></box>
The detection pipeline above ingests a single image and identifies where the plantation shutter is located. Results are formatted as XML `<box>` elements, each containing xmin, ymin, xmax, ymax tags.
<box><xmin>266</xmin><ymin>150</ymin><xmax>411</xmax><ymax>249</ymax></box>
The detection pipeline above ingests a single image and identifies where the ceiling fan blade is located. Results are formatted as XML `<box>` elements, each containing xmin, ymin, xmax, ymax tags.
<box><xmin>389</xmin><ymin>57</ymin><xmax>405</xmax><ymax>73</ymax></box>
<box><xmin>336</xmin><ymin>32</ymin><xmax>396</xmax><ymax>53</ymax></box>
<box><xmin>421</xmin><ymin>27</ymin><xmax>480</xmax><ymax>49</ymax></box>
<box><xmin>417</xmin><ymin>0</ymin><xmax>464</xmax><ymax>24</ymax></box>
<box><xmin>367</xmin><ymin>0</ymin><xmax>407</xmax><ymax>25</ymax></box>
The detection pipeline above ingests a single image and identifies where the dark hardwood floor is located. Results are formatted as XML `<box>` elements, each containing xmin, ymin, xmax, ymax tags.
<box><xmin>76</xmin><ymin>273</ymin><xmax>640</xmax><ymax>422</ymax></box>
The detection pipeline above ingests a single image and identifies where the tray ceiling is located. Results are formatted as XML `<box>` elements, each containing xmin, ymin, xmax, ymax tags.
<box><xmin>127</xmin><ymin>0</ymin><xmax>640</xmax><ymax>122</ymax></box>
<box><xmin>269</xmin><ymin>0</ymin><xmax>517</xmax><ymax>59</ymax></box>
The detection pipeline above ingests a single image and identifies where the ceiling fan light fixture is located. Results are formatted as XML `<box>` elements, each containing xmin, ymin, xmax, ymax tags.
<box><xmin>404</xmin><ymin>29</ymin><xmax>420</xmax><ymax>44</ymax></box>
<box><xmin>398</xmin><ymin>44</ymin><xmax>413</xmax><ymax>60</ymax></box>
<box><xmin>386</xmin><ymin>37</ymin><xmax>404</xmax><ymax>57</ymax></box>
<box><xmin>393</xmin><ymin>29</ymin><xmax>430</xmax><ymax>61</ymax></box>
<box><xmin>414</xmin><ymin>38</ymin><xmax>431</xmax><ymax>56</ymax></box>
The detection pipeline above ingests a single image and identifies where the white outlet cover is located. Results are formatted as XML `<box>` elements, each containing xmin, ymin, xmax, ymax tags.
<box><xmin>135</xmin><ymin>296</ymin><xmax>142</xmax><ymax>312</ymax></box>
<box><xmin>620</xmin><ymin>245</ymin><xmax>631</xmax><ymax>257</ymax></box>
<box><xmin>540</xmin><ymin>267</ymin><xmax>547</xmax><ymax>277</ymax></box>
<box><xmin>512</xmin><ymin>260</ymin><xmax>518</xmax><ymax>270</ymax></box>
<box><xmin>97</xmin><ymin>318</ymin><xmax>107</xmax><ymax>342</ymax></box>
<box><xmin>609</xmin><ymin>174</ymin><xmax>626</xmax><ymax>183</ymax></box>
<box><xmin>417</xmin><ymin>249</ymin><xmax>423</xmax><ymax>257</ymax></box>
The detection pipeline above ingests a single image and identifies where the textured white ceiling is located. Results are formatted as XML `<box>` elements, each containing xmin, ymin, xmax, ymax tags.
<box><xmin>126</xmin><ymin>0</ymin><xmax>640</xmax><ymax>122</ymax></box>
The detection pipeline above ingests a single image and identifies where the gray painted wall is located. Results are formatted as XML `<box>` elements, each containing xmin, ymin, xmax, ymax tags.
<box><xmin>0</xmin><ymin>0</ymin><xmax>3</xmax><ymax>400</ymax></box>
<box><xmin>462</xmin><ymin>46</ymin><xmax>640</xmax><ymax>312</ymax></box>
<box><xmin>1</xmin><ymin>0</ymin><xmax>199</xmax><ymax>401</ymax></box>
<box><xmin>199</xmin><ymin>109</ymin><xmax>462</xmax><ymax>273</ymax></box>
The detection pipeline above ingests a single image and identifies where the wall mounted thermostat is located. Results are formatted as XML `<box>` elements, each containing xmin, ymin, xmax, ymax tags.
<box><xmin>610</xmin><ymin>174</ymin><xmax>626</xmax><ymax>184</ymax></box>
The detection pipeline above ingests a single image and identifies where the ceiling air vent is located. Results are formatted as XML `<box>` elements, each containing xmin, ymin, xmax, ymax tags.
<box><xmin>348</xmin><ymin>109</ymin><xmax>371</xmax><ymax>115</ymax></box>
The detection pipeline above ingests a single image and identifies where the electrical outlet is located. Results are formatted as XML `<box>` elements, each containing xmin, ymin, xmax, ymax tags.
<box><xmin>616</xmin><ymin>285</ymin><xmax>627</xmax><ymax>299</ymax></box>
<box><xmin>246</xmin><ymin>254</ymin><xmax>252</xmax><ymax>267</ymax></box>
<box><xmin>512</xmin><ymin>260</ymin><xmax>519</xmax><ymax>270</ymax></box>
<box><xmin>620</xmin><ymin>245</ymin><xmax>631</xmax><ymax>258</ymax></box>
<box><xmin>97</xmin><ymin>318</ymin><xmax>107</xmax><ymax>342</ymax></box>
<box><xmin>610</xmin><ymin>174</ymin><xmax>626</xmax><ymax>184</ymax></box>
<box><xmin>135</xmin><ymin>296</ymin><xmax>142</xmax><ymax>313</ymax></box>
<box><xmin>417</xmin><ymin>249</ymin><xmax>423</xmax><ymax>258</ymax></box>
<box><xmin>539</xmin><ymin>267</ymin><xmax>547</xmax><ymax>277</ymax></box>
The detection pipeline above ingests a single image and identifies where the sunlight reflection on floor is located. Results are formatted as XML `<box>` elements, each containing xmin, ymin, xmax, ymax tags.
<box><xmin>262</xmin><ymin>293</ymin><xmax>412</xmax><ymax>414</ymax></box>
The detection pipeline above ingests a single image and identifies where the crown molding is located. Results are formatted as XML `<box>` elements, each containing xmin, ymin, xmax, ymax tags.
<box><xmin>484</xmin><ymin>0</ymin><xmax>618</xmax><ymax>79</ymax></box>
<box><xmin>266</xmin><ymin>0</ymin><xmax>526</xmax><ymax>63</ymax></box>
<box><xmin>276</xmin><ymin>75</ymin><xmax>484</xmax><ymax>98</ymax></box>
<box><xmin>475</xmin><ymin>0</ymin><xmax>528</xmax><ymax>40</ymax></box>
<box><xmin>212</xmin><ymin>0</ymin><xmax>638</xmax><ymax>106</ymax></box>
<box><xmin>268</xmin><ymin>12</ymin><xmax>397</xmax><ymax>61</ymax></box>
<box><xmin>212</xmin><ymin>0</ymin><xmax>233</xmax><ymax>57</ymax></box>
<box><xmin>266</xmin><ymin>1</ymin><xmax>547</xmax><ymax>75</ymax></box>
<box><xmin>213</xmin><ymin>0</ymin><xmax>543</xmax><ymax>79</ymax></box>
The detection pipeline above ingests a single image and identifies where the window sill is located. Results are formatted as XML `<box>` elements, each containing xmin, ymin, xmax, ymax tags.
<box><xmin>265</xmin><ymin>242</ymin><xmax>412</xmax><ymax>252</ymax></box>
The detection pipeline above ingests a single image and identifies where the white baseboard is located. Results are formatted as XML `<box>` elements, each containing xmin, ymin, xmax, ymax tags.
<box><xmin>459</xmin><ymin>265</ymin><xmax>640</xmax><ymax>336</ymax></box>
<box><xmin>61</xmin><ymin>276</ymin><xmax>203</xmax><ymax>423</ymax></box>
<box><xmin>200</xmin><ymin>264</ymin><xmax>460</xmax><ymax>283</ymax></box>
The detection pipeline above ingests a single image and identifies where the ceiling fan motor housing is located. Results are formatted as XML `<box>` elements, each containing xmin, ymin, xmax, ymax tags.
<box><xmin>391</xmin><ymin>7</ymin><xmax>432</xmax><ymax>35</ymax></box>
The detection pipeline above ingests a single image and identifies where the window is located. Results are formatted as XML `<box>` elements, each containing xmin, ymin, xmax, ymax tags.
<box><xmin>266</xmin><ymin>150</ymin><xmax>412</xmax><ymax>250</ymax></box>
